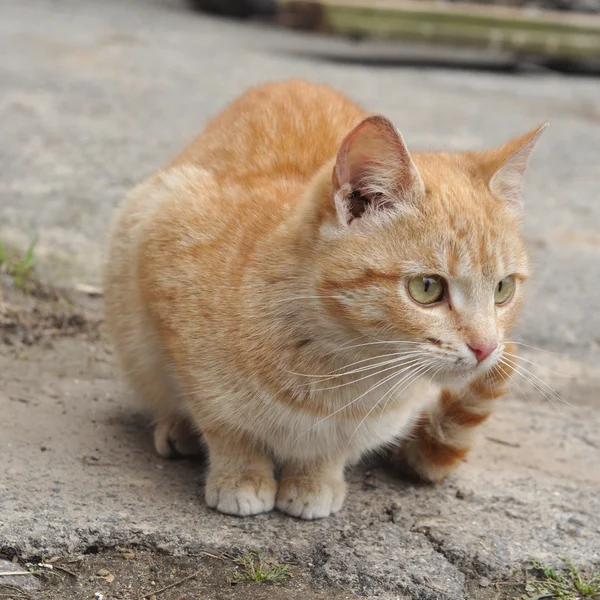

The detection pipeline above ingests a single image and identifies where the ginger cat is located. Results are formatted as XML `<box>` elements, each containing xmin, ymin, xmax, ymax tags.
<box><xmin>104</xmin><ymin>80</ymin><xmax>545</xmax><ymax>519</ymax></box>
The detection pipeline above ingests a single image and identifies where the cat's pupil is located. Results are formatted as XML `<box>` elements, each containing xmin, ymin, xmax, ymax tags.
<box><xmin>498</xmin><ymin>281</ymin><xmax>503</xmax><ymax>292</ymax></box>
<box><xmin>424</xmin><ymin>279</ymin><xmax>431</xmax><ymax>292</ymax></box>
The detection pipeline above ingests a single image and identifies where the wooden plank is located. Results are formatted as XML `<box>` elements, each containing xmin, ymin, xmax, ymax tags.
<box><xmin>278</xmin><ymin>0</ymin><xmax>600</xmax><ymax>60</ymax></box>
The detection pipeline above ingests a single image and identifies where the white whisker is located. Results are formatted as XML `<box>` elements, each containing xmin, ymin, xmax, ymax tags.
<box><xmin>336</xmin><ymin>340</ymin><xmax>428</xmax><ymax>353</ymax></box>
<box><xmin>493</xmin><ymin>362</ymin><xmax>533</xmax><ymax>408</ymax></box>
<box><xmin>500</xmin><ymin>357</ymin><xmax>574</xmax><ymax>410</ymax></box>
<box><xmin>293</xmin><ymin>364</ymin><xmax>418</xmax><ymax>444</ymax></box>
<box><xmin>377</xmin><ymin>361</ymin><xmax>437</xmax><ymax>435</ymax></box>
<box><xmin>286</xmin><ymin>350</ymin><xmax>427</xmax><ymax>380</ymax></box>
<box><xmin>501</xmin><ymin>355</ymin><xmax>574</xmax><ymax>407</ymax></box>
<box><xmin>501</xmin><ymin>358</ymin><xmax>555</xmax><ymax>407</ymax></box>
<box><xmin>304</xmin><ymin>357</ymin><xmax>427</xmax><ymax>393</ymax></box>
<box><xmin>328</xmin><ymin>349</ymin><xmax>426</xmax><ymax>373</ymax></box>
<box><xmin>502</xmin><ymin>351</ymin><xmax>572</xmax><ymax>377</ymax></box>
<box><xmin>506</xmin><ymin>341</ymin><xmax>566</xmax><ymax>357</ymax></box>
<box><xmin>348</xmin><ymin>361</ymin><xmax>432</xmax><ymax>451</ymax></box>
<box><xmin>290</xmin><ymin>354</ymin><xmax>431</xmax><ymax>390</ymax></box>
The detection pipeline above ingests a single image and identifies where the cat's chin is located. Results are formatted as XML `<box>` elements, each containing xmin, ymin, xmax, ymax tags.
<box><xmin>429</xmin><ymin>363</ymin><xmax>493</xmax><ymax>388</ymax></box>
<box><xmin>430</xmin><ymin>371</ymin><xmax>473</xmax><ymax>388</ymax></box>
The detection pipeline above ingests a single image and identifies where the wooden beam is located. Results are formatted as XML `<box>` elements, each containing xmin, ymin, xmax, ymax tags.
<box><xmin>278</xmin><ymin>0</ymin><xmax>600</xmax><ymax>60</ymax></box>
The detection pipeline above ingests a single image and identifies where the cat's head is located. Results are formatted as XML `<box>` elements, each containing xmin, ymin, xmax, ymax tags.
<box><xmin>310</xmin><ymin>115</ymin><xmax>546</xmax><ymax>386</ymax></box>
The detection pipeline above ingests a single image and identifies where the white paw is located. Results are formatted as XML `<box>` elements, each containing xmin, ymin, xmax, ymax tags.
<box><xmin>205</xmin><ymin>473</ymin><xmax>276</xmax><ymax>516</ymax></box>
<box><xmin>276</xmin><ymin>476</ymin><xmax>346</xmax><ymax>520</ymax></box>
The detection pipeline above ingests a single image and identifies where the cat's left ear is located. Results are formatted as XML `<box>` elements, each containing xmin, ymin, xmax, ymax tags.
<box><xmin>331</xmin><ymin>115</ymin><xmax>425</xmax><ymax>227</ymax></box>
<box><xmin>487</xmin><ymin>123</ymin><xmax>548</xmax><ymax>211</ymax></box>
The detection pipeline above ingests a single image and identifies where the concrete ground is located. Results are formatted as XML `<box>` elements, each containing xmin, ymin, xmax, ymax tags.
<box><xmin>1</xmin><ymin>0</ymin><xmax>599</xmax><ymax>598</ymax></box>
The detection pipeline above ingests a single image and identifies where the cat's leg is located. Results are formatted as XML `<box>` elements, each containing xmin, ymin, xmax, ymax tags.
<box><xmin>393</xmin><ymin>353</ymin><xmax>515</xmax><ymax>482</ymax></box>
<box><xmin>153</xmin><ymin>414</ymin><xmax>202</xmax><ymax>458</ymax></box>
<box><xmin>276</xmin><ymin>456</ymin><xmax>347</xmax><ymax>520</ymax></box>
<box><xmin>112</xmin><ymin>317</ymin><xmax>201</xmax><ymax>458</ymax></box>
<box><xmin>202</xmin><ymin>429</ymin><xmax>277</xmax><ymax>516</ymax></box>
<box><xmin>120</xmin><ymin>346</ymin><xmax>201</xmax><ymax>459</ymax></box>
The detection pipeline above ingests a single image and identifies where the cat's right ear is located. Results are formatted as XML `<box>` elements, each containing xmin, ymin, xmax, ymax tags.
<box><xmin>331</xmin><ymin>115</ymin><xmax>424</xmax><ymax>227</ymax></box>
<box><xmin>486</xmin><ymin>123</ymin><xmax>548</xmax><ymax>211</ymax></box>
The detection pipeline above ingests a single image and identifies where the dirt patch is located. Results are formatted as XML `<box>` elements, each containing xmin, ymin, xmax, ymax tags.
<box><xmin>0</xmin><ymin>548</ymin><xmax>359</xmax><ymax>600</ymax></box>
<box><xmin>0</xmin><ymin>276</ymin><xmax>101</xmax><ymax>347</ymax></box>
<box><xmin>4</xmin><ymin>549</ymin><xmax>597</xmax><ymax>600</ymax></box>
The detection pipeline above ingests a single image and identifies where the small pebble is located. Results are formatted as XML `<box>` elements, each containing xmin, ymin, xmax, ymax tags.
<box><xmin>455</xmin><ymin>488</ymin><xmax>474</xmax><ymax>501</ymax></box>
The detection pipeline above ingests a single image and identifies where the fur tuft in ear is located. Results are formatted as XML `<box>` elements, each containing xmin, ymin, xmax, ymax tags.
<box><xmin>331</xmin><ymin>115</ymin><xmax>424</xmax><ymax>226</ymax></box>
<box><xmin>488</xmin><ymin>123</ymin><xmax>548</xmax><ymax>210</ymax></box>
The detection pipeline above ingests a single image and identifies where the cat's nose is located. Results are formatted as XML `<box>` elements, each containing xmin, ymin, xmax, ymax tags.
<box><xmin>468</xmin><ymin>341</ymin><xmax>498</xmax><ymax>363</ymax></box>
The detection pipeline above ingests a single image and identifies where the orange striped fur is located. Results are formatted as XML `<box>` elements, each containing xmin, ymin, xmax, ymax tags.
<box><xmin>394</xmin><ymin>350</ymin><xmax>516</xmax><ymax>482</ymax></box>
<box><xmin>104</xmin><ymin>80</ymin><xmax>545</xmax><ymax>519</ymax></box>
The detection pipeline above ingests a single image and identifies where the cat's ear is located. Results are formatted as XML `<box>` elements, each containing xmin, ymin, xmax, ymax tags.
<box><xmin>487</xmin><ymin>123</ymin><xmax>548</xmax><ymax>211</ymax></box>
<box><xmin>331</xmin><ymin>115</ymin><xmax>424</xmax><ymax>226</ymax></box>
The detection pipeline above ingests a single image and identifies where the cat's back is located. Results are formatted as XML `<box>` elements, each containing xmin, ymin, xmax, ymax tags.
<box><xmin>106</xmin><ymin>81</ymin><xmax>366</xmax><ymax>374</ymax></box>
<box><xmin>168</xmin><ymin>79</ymin><xmax>366</xmax><ymax>183</ymax></box>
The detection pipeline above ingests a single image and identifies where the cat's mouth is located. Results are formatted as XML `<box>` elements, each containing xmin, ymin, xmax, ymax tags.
<box><xmin>428</xmin><ymin>355</ymin><xmax>498</xmax><ymax>387</ymax></box>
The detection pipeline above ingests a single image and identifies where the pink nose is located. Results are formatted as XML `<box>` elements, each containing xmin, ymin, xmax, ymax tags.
<box><xmin>468</xmin><ymin>341</ymin><xmax>498</xmax><ymax>363</ymax></box>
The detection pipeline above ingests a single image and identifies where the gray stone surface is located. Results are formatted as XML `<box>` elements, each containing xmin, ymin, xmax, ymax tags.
<box><xmin>0</xmin><ymin>559</ymin><xmax>41</xmax><ymax>591</ymax></box>
<box><xmin>0</xmin><ymin>0</ymin><xmax>599</xmax><ymax>598</ymax></box>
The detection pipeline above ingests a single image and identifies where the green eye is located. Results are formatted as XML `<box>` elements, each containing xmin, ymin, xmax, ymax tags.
<box><xmin>495</xmin><ymin>275</ymin><xmax>515</xmax><ymax>304</ymax></box>
<box><xmin>408</xmin><ymin>275</ymin><xmax>444</xmax><ymax>305</ymax></box>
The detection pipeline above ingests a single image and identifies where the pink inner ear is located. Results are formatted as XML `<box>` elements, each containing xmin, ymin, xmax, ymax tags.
<box><xmin>488</xmin><ymin>123</ymin><xmax>547</xmax><ymax>209</ymax></box>
<box><xmin>335</xmin><ymin>116</ymin><xmax>402</xmax><ymax>190</ymax></box>
<box><xmin>490</xmin><ymin>161</ymin><xmax>526</xmax><ymax>208</ymax></box>
<box><xmin>332</xmin><ymin>115</ymin><xmax>423</xmax><ymax>224</ymax></box>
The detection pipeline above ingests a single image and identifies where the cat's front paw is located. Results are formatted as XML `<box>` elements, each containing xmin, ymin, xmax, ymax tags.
<box><xmin>276</xmin><ymin>474</ymin><xmax>346</xmax><ymax>520</ymax></box>
<box><xmin>205</xmin><ymin>470</ymin><xmax>277</xmax><ymax>516</ymax></box>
